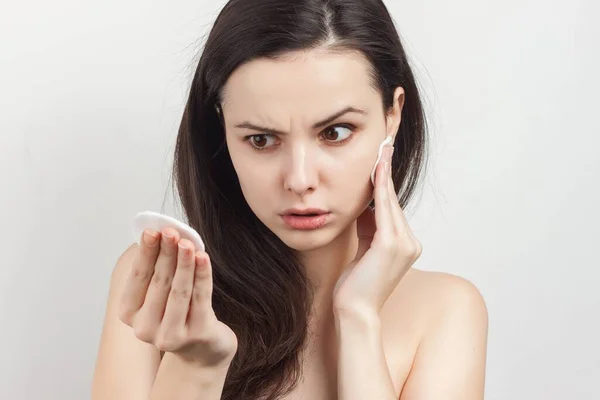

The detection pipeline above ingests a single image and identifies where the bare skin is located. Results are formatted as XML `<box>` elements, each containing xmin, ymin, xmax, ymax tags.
<box><xmin>93</xmin><ymin>242</ymin><xmax>486</xmax><ymax>399</ymax></box>
<box><xmin>278</xmin><ymin>267</ymin><xmax>487</xmax><ymax>400</ymax></box>
<box><xmin>92</xmin><ymin>47</ymin><xmax>487</xmax><ymax>399</ymax></box>
<box><xmin>220</xmin><ymin>48</ymin><xmax>487</xmax><ymax>398</ymax></box>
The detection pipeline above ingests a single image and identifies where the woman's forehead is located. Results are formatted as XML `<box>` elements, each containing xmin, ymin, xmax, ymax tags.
<box><xmin>221</xmin><ymin>49</ymin><xmax>377</xmax><ymax>110</ymax></box>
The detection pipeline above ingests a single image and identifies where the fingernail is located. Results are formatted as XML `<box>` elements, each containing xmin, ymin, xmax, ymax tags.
<box><xmin>144</xmin><ymin>230</ymin><xmax>159</xmax><ymax>246</ymax></box>
<box><xmin>195</xmin><ymin>253</ymin><xmax>207</xmax><ymax>269</ymax></box>
<box><xmin>178</xmin><ymin>241</ymin><xmax>191</xmax><ymax>258</ymax></box>
<box><xmin>162</xmin><ymin>232</ymin><xmax>174</xmax><ymax>244</ymax></box>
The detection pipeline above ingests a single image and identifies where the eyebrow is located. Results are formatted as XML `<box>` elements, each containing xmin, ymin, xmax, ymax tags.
<box><xmin>234</xmin><ymin>106</ymin><xmax>367</xmax><ymax>135</ymax></box>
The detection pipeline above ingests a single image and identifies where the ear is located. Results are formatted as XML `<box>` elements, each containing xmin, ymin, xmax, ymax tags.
<box><xmin>386</xmin><ymin>86</ymin><xmax>405</xmax><ymax>141</ymax></box>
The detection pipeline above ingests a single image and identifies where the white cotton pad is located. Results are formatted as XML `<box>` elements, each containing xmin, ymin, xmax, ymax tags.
<box><xmin>370</xmin><ymin>135</ymin><xmax>394</xmax><ymax>185</ymax></box>
<box><xmin>132</xmin><ymin>211</ymin><xmax>205</xmax><ymax>252</ymax></box>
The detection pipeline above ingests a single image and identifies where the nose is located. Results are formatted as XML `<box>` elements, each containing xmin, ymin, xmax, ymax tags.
<box><xmin>282</xmin><ymin>142</ymin><xmax>318</xmax><ymax>197</ymax></box>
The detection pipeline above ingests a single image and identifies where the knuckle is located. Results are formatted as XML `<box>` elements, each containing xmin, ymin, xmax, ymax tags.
<box><xmin>402</xmin><ymin>239</ymin><xmax>422</xmax><ymax>260</ymax></box>
<box><xmin>133</xmin><ymin>324</ymin><xmax>155</xmax><ymax>344</ymax></box>
<box><xmin>154</xmin><ymin>340</ymin><xmax>170</xmax><ymax>352</ymax></box>
<box><xmin>192</xmin><ymin>283</ymin><xmax>211</xmax><ymax>304</ymax></box>
<box><xmin>415</xmin><ymin>240</ymin><xmax>423</xmax><ymax>257</ymax></box>
<box><xmin>118</xmin><ymin>307</ymin><xmax>134</xmax><ymax>326</ymax></box>
<box><xmin>170</xmin><ymin>286</ymin><xmax>191</xmax><ymax>301</ymax></box>
<box><xmin>160</xmin><ymin>239</ymin><xmax>178</xmax><ymax>257</ymax></box>
<box><xmin>155</xmin><ymin>333</ymin><xmax>181</xmax><ymax>352</ymax></box>
<box><xmin>192</xmin><ymin>290</ymin><xmax>206</xmax><ymax>305</ymax></box>
<box><xmin>131</xmin><ymin>266</ymin><xmax>152</xmax><ymax>281</ymax></box>
<box><xmin>160</xmin><ymin>248</ymin><xmax>175</xmax><ymax>258</ymax></box>
<box><xmin>151</xmin><ymin>272</ymin><xmax>172</xmax><ymax>289</ymax></box>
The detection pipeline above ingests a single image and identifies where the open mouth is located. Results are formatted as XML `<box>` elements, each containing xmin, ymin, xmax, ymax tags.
<box><xmin>281</xmin><ymin>212</ymin><xmax>330</xmax><ymax>230</ymax></box>
<box><xmin>291</xmin><ymin>213</ymin><xmax>321</xmax><ymax>217</ymax></box>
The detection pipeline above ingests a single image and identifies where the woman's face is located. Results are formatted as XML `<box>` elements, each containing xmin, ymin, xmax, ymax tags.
<box><xmin>221</xmin><ymin>48</ymin><xmax>403</xmax><ymax>251</ymax></box>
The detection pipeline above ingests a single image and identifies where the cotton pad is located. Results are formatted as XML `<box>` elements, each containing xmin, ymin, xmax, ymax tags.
<box><xmin>370</xmin><ymin>135</ymin><xmax>394</xmax><ymax>185</ymax></box>
<box><xmin>132</xmin><ymin>211</ymin><xmax>205</xmax><ymax>252</ymax></box>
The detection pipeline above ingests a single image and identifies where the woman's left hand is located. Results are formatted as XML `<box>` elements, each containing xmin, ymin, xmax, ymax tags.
<box><xmin>333</xmin><ymin>144</ymin><xmax>423</xmax><ymax>315</ymax></box>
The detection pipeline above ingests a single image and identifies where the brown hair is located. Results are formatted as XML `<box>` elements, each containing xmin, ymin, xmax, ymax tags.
<box><xmin>171</xmin><ymin>0</ymin><xmax>427</xmax><ymax>398</ymax></box>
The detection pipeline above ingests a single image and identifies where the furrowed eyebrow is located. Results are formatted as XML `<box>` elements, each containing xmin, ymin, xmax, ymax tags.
<box><xmin>234</xmin><ymin>106</ymin><xmax>367</xmax><ymax>135</ymax></box>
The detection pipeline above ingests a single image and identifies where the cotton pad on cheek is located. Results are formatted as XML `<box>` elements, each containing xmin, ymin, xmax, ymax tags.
<box><xmin>132</xmin><ymin>211</ymin><xmax>206</xmax><ymax>252</ymax></box>
<box><xmin>370</xmin><ymin>135</ymin><xmax>393</xmax><ymax>185</ymax></box>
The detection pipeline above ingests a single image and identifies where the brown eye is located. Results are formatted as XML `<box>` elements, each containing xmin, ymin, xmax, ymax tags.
<box><xmin>244</xmin><ymin>134</ymin><xmax>276</xmax><ymax>151</ymax></box>
<box><xmin>323</xmin><ymin>125</ymin><xmax>353</xmax><ymax>142</ymax></box>
<box><xmin>252</xmin><ymin>135</ymin><xmax>268</xmax><ymax>148</ymax></box>
<box><xmin>323</xmin><ymin>128</ymin><xmax>338</xmax><ymax>141</ymax></box>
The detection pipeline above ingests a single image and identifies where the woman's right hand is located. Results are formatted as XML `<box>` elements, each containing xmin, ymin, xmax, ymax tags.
<box><xmin>118</xmin><ymin>227</ymin><xmax>238</xmax><ymax>368</ymax></box>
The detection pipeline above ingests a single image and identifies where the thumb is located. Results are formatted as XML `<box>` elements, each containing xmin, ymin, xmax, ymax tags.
<box><xmin>354</xmin><ymin>206</ymin><xmax>376</xmax><ymax>261</ymax></box>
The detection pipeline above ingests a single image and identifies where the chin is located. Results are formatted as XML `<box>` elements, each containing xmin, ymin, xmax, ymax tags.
<box><xmin>277</xmin><ymin>229</ymin><xmax>335</xmax><ymax>252</ymax></box>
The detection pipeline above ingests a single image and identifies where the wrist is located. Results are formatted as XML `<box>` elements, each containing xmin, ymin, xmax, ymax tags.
<box><xmin>333</xmin><ymin>305</ymin><xmax>381</xmax><ymax>333</ymax></box>
<box><xmin>150</xmin><ymin>352</ymin><xmax>233</xmax><ymax>400</ymax></box>
<box><xmin>164</xmin><ymin>351</ymin><xmax>233</xmax><ymax>374</ymax></box>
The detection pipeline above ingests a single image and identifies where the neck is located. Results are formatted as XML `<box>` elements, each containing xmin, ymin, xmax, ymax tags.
<box><xmin>297</xmin><ymin>220</ymin><xmax>359</xmax><ymax>333</ymax></box>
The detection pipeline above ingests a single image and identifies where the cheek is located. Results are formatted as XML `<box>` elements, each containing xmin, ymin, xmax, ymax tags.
<box><xmin>227</xmin><ymin>146</ymin><xmax>265</xmax><ymax>198</ymax></box>
<box><xmin>330</xmin><ymin>149</ymin><xmax>376</xmax><ymax>207</ymax></box>
<box><xmin>235</xmin><ymin>167</ymin><xmax>274</xmax><ymax>213</ymax></box>
<box><xmin>337</xmin><ymin>141</ymin><xmax>378</xmax><ymax>183</ymax></box>
<box><xmin>237</xmin><ymin>169</ymin><xmax>264</xmax><ymax>193</ymax></box>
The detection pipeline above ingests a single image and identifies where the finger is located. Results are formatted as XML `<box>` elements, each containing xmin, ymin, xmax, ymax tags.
<box><xmin>354</xmin><ymin>206</ymin><xmax>376</xmax><ymax>261</ymax></box>
<box><xmin>387</xmin><ymin>163</ymin><xmax>407</xmax><ymax>235</ymax></box>
<box><xmin>161</xmin><ymin>239</ymin><xmax>196</xmax><ymax>329</ymax></box>
<box><xmin>187</xmin><ymin>252</ymin><xmax>215</xmax><ymax>331</ymax></box>
<box><xmin>386</xmin><ymin>160</ymin><xmax>421</xmax><ymax>260</ymax></box>
<box><xmin>120</xmin><ymin>229</ymin><xmax>161</xmax><ymax>325</ymax></box>
<box><xmin>387</xmin><ymin>170</ymin><xmax>417</xmax><ymax>241</ymax></box>
<box><xmin>373</xmin><ymin>146</ymin><xmax>395</xmax><ymax>242</ymax></box>
<box><xmin>134</xmin><ymin>227</ymin><xmax>180</xmax><ymax>333</ymax></box>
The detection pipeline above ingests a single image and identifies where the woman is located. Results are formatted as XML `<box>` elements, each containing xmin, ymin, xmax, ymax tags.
<box><xmin>92</xmin><ymin>0</ymin><xmax>488</xmax><ymax>399</ymax></box>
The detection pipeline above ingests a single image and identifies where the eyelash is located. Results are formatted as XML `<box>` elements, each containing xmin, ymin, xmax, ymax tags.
<box><xmin>242</xmin><ymin>123</ymin><xmax>357</xmax><ymax>152</ymax></box>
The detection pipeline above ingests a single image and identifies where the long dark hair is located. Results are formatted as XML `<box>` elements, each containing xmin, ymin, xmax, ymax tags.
<box><xmin>171</xmin><ymin>0</ymin><xmax>427</xmax><ymax>398</ymax></box>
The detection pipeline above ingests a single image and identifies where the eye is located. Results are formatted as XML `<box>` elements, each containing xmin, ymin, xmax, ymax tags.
<box><xmin>243</xmin><ymin>123</ymin><xmax>356</xmax><ymax>152</ymax></box>
<box><xmin>244</xmin><ymin>134</ymin><xmax>278</xmax><ymax>151</ymax></box>
<box><xmin>322</xmin><ymin>124</ymin><xmax>354</xmax><ymax>143</ymax></box>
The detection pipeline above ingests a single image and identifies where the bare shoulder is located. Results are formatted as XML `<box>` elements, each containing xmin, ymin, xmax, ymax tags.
<box><xmin>380</xmin><ymin>269</ymin><xmax>488</xmax><ymax>396</ymax></box>
<box><xmin>388</xmin><ymin>270</ymin><xmax>488</xmax><ymax>398</ymax></box>
<box><xmin>383</xmin><ymin>268</ymin><xmax>488</xmax><ymax>337</ymax></box>
<box><xmin>406</xmin><ymin>268</ymin><xmax>486</xmax><ymax>318</ymax></box>
<box><xmin>405</xmin><ymin>268</ymin><xmax>486</xmax><ymax>306</ymax></box>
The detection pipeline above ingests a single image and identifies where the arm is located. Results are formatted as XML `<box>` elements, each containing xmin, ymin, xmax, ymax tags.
<box><xmin>92</xmin><ymin>237</ymin><xmax>236</xmax><ymax>400</ymax></box>
<box><xmin>334</xmin><ymin>276</ymin><xmax>488</xmax><ymax>400</ymax></box>
<box><xmin>334</xmin><ymin>308</ymin><xmax>399</xmax><ymax>400</ymax></box>
<box><xmin>92</xmin><ymin>245</ymin><xmax>162</xmax><ymax>399</ymax></box>
<box><xmin>149</xmin><ymin>352</ymin><xmax>232</xmax><ymax>400</ymax></box>
<box><xmin>400</xmin><ymin>278</ymin><xmax>488</xmax><ymax>400</ymax></box>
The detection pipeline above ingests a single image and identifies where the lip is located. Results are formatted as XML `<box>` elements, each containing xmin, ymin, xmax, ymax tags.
<box><xmin>281</xmin><ymin>213</ymin><xmax>330</xmax><ymax>230</ymax></box>
<box><xmin>281</xmin><ymin>208</ymin><xmax>329</xmax><ymax>216</ymax></box>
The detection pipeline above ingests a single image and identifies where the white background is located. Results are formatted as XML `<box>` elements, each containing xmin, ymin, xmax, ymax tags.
<box><xmin>1</xmin><ymin>0</ymin><xmax>598</xmax><ymax>399</ymax></box>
